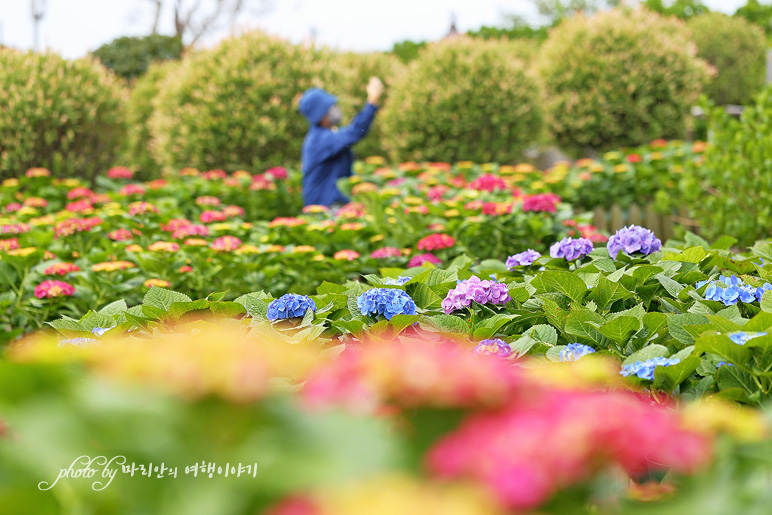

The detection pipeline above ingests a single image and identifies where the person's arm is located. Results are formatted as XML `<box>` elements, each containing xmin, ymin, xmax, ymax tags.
<box><xmin>313</xmin><ymin>103</ymin><xmax>379</xmax><ymax>162</ymax></box>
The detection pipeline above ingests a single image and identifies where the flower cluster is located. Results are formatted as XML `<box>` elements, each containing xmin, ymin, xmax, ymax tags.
<box><xmin>222</xmin><ymin>205</ymin><xmax>245</xmax><ymax>218</ymax></box>
<box><xmin>34</xmin><ymin>280</ymin><xmax>75</xmax><ymax>299</ymax></box>
<box><xmin>620</xmin><ymin>357</ymin><xmax>680</xmax><ymax>380</ymax></box>
<box><xmin>522</xmin><ymin>193</ymin><xmax>560</xmax><ymax>214</ymax></box>
<box><xmin>44</xmin><ymin>263</ymin><xmax>80</xmax><ymax>276</ymax></box>
<box><xmin>699</xmin><ymin>275</ymin><xmax>772</xmax><ymax>306</ymax></box>
<box><xmin>470</xmin><ymin>174</ymin><xmax>507</xmax><ymax>192</ymax></box>
<box><xmin>144</xmin><ymin>279</ymin><xmax>171</xmax><ymax>288</ymax></box>
<box><xmin>119</xmin><ymin>184</ymin><xmax>146</xmax><ymax>196</ymax></box>
<box><xmin>558</xmin><ymin>343</ymin><xmax>596</xmax><ymax>362</ymax></box>
<box><xmin>65</xmin><ymin>199</ymin><xmax>93</xmax><ymax>213</ymax></box>
<box><xmin>371</xmin><ymin>247</ymin><xmax>401</xmax><ymax>259</ymax></box>
<box><xmin>26</xmin><ymin>167</ymin><xmax>51</xmax><ymax>177</ymax></box>
<box><xmin>266</xmin><ymin>293</ymin><xmax>317</xmax><ymax>321</ymax></box>
<box><xmin>408</xmin><ymin>253</ymin><xmax>442</xmax><ymax>268</ymax></box>
<box><xmin>357</xmin><ymin>288</ymin><xmax>417</xmax><ymax>320</ymax></box>
<box><xmin>107</xmin><ymin>166</ymin><xmax>134</xmax><ymax>179</ymax></box>
<box><xmin>426</xmin><ymin>390</ymin><xmax>710</xmax><ymax>510</ymax></box>
<box><xmin>67</xmin><ymin>187</ymin><xmax>94</xmax><ymax>200</ymax></box>
<box><xmin>269</xmin><ymin>217</ymin><xmax>307</xmax><ymax>228</ymax></box>
<box><xmin>53</xmin><ymin>218</ymin><xmax>102</xmax><ymax>239</ymax></box>
<box><xmin>505</xmin><ymin>249</ymin><xmax>541</xmax><ymax>269</ymax></box>
<box><xmin>417</xmin><ymin>233</ymin><xmax>455</xmax><ymax>251</ymax></box>
<box><xmin>195</xmin><ymin>196</ymin><xmax>221</xmax><ymax>206</ymax></box>
<box><xmin>147</xmin><ymin>241</ymin><xmax>180</xmax><ymax>253</ymax></box>
<box><xmin>171</xmin><ymin>224</ymin><xmax>209</xmax><ymax>239</ymax></box>
<box><xmin>211</xmin><ymin>236</ymin><xmax>242</xmax><ymax>252</ymax></box>
<box><xmin>474</xmin><ymin>338</ymin><xmax>512</xmax><ymax>358</ymax></box>
<box><xmin>442</xmin><ymin>276</ymin><xmax>512</xmax><ymax>314</ymax></box>
<box><xmin>549</xmin><ymin>237</ymin><xmax>593</xmax><ymax>261</ymax></box>
<box><xmin>1</xmin><ymin>223</ymin><xmax>31</xmax><ymax>235</ymax></box>
<box><xmin>0</xmin><ymin>238</ymin><xmax>20</xmax><ymax>252</ymax></box>
<box><xmin>265</xmin><ymin>166</ymin><xmax>288</xmax><ymax>180</ymax></box>
<box><xmin>92</xmin><ymin>261</ymin><xmax>135</xmax><ymax>272</ymax></box>
<box><xmin>607</xmin><ymin>225</ymin><xmax>662</xmax><ymax>259</ymax></box>
<box><xmin>333</xmin><ymin>249</ymin><xmax>360</xmax><ymax>261</ymax></box>
<box><xmin>107</xmin><ymin>228</ymin><xmax>134</xmax><ymax>241</ymax></box>
<box><xmin>200</xmin><ymin>210</ymin><xmax>227</xmax><ymax>223</ymax></box>
<box><xmin>127</xmin><ymin>201</ymin><xmax>158</xmax><ymax>216</ymax></box>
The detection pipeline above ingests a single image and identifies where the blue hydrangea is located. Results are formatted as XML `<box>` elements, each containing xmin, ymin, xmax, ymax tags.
<box><xmin>92</xmin><ymin>326</ymin><xmax>115</xmax><ymax>337</ymax></box>
<box><xmin>716</xmin><ymin>361</ymin><xmax>735</xmax><ymax>368</ymax></box>
<box><xmin>559</xmin><ymin>343</ymin><xmax>596</xmax><ymax>362</ymax></box>
<box><xmin>727</xmin><ymin>331</ymin><xmax>767</xmax><ymax>345</ymax></box>
<box><xmin>357</xmin><ymin>288</ymin><xmax>417</xmax><ymax>320</ymax></box>
<box><xmin>698</xmin><ymin>275</ymin><xmax>770</xmax><ymax>306</ymax></box>
<box><xmin>58</xmin><ymin>337</ymin><xmax>100</xmax><ymax>347</ymax></box>
<box><xmin>620</xmin><ymin>357</ymin><xmax>680</xmax><ymax>380</ymax></box>
<box><xmin>382</xmin><ymin>276</ymin><xmax>411</xmax><ymax>286</ymax></box>
<box><xmin>266</xmin><ymin>293</ymin><xmax>316</xmax><ymax>321</ymax></box>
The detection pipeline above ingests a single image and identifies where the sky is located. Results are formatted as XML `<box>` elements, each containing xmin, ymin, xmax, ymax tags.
<box><xmin>0</xmin><ymin>0</ymin><xmax>752</xmax><ymax>58</ymax></box>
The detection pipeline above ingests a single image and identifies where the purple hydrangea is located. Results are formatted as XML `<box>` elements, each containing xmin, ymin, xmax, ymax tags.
<box><xmin>549</xmin><ymin>237</ymin><xmax>593</xmax><ymax>261</ymax></box>
<box><xmin>558</xmin><ymin>343</ymin><xmax>596</xmax><ymax>362</ymax></box>
<box><xmin>607</xmin><ymin>225</ymin><xmax>662</xmax><ymax>259</ymax></box>
<box><xmin>474</xmin><ymin>338</ymin><xmax>513</xmax><ymax>358</ymax></box>
<box><xmin>442</xmin><ymin>276</ymin><xmax>512</xmax><ymax>314</ymax></box>
<box><xmin>620</xmin><ymin>357</ymin><xmax>680</xmax><ymax>380</ymax></box>
<box><xmin>506</xmin><ymin>249</ymin><xmax>541</xmax><ymax>269</ymax></box>
<box><xmin>357</xmin><ymin>288</ymin><xmax>417</xmax><ymax>320</ymax></box>
<box><xmin>267</xmin><ymin>293</ymin><xmax>317</xmax><ymax>320</ymax></box>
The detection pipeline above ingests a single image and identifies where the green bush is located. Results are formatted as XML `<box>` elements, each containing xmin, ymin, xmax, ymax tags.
<box><xmin>537</xmin><ymin>8</ymin><xmax>713</xmax><ymax>155</ymax></box>
<box><xmin>683</xmin><ymin>91</ymin><xmax>772</xmax><ymax>248</ymax></box>
<box><xmin>380</xmin><ymin>37</ymin><xmax>543</xmax><ymax>164</ymax></box>
<box><xmin>92</xmin><ymin>34</ymin><xmax>183</xmax><ymax>82</ymax></box>
<box><xmin>321</xmin><ymin>52</ymin><xmax>405</xmax><ymax>159</ymax></box>
<box><xmin>123</xmin><ymin>60</ymin><xmax>181</xmax><ymax>178</ymax></box>
<box><xmin>687</xmin><ymin>13</ymin><xmax>767</xmax><ymax>106</ymax></box>
<box><xmin>0</xmin><ymin>49</ymin><xmax>126</xmax><ymax>182</ymax></box>
<box><xmin>149</xmin><ymin>32</ymin><xmax>335</xmax><ymax>173</ymax></box>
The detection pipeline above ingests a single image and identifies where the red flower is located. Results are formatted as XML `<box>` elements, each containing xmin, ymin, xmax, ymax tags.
<box><xmin>522</xmin><ymin>193</ymin><xmax>560</xmax><ymax>214</ymax></box>
<box><xmin>626</xmin><ymin>153</ymin><xmax>642</xmax><ymax>164</ymax></box>
<box><xmin>65</xmin><ymin>199</ymin><xmax>93</xmax><ymax>213</ymax></box>
<box><xmin>470</xmin><ymin>174</ymin><xmax>507</xmax><ymax>192</ymax></box>
<box><xmin>66</xmin><ymin>187</ymin><xmax>94</xmax><ymax>200</ymax></box>
<box><xmin>179</xmin><ymin>265</ymin><xmax>193</xmax><ymax>273</ymax></box>
<box><xmin>265</xmin><ymin>166</ymin><xmax>288</xmax><ymax>180</ymax></box>
<box><xmin>44</xmin><ymin>263</ymin><xmax>81</xmax><ymax>276</ymax></box>
<box><xmin>107</xmin><ymin>167</ymin><xmax>134</xmax><ymax>179</ymax></box>
<box><xmin>200</xmin><ymin>211</ymin><xmax>227</xmax><ymax>224</ymax></box>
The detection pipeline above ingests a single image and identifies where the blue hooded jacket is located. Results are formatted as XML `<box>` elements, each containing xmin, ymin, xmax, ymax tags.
<box><xmin>298</xmin><ymin>88</ymin><xmax>379</xmax><ymax>207</ymax></box>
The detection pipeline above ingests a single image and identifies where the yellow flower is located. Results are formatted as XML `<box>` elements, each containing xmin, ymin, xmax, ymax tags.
<box><xmin>444</xmin><ymin>209</ymin><xmax>461</xmax><ymax>218</ymax></box>
<box><xmin>349</xmin><ymin>176</ymin><xmax>363</xmax><ymax>184</ymax></box>
<box><xmin>210</xmin><ymin>223</ymin><xmax>233</xmax><ymax>232</ymax></box>
<box><xmin>17</xmin><ymin>207</ymin><xmax>38</xmax><ymax>216</ymax></box>
<box><xmin>480</xmin><ymin>163</ymin><xmax>495</xmax><ymax>172</ymax></box>
<box><xmin>463</xmin><ymin>190</ymin><xmax>480</xmax><ymax>199</ymax></box>
<box><xmin>2</xmin><ymin>178</ymin><xmax>19</xmax><ymax>188</ymax></box>
<box><xmin>241</xmin><ymin>222</ymin><xmax>253</xmax><ymax>230</ymax></box>
<box><xmin>457</xmin><ymin>161</ymin><xmax>474</xmax><ymax>169</ymax></box>
<box><xmin>379</xmin><ymin>187</ymin><xmax>401</xmax><ymax>197</ymax></box>
<box><xmin>370</xmin><ymin>234</ymin><xmax>385</xmax><ymax>243</ymax></box>
<box><xmin>125</xmin><ymin>244</ymin><xmax>143</xmax><ymax>253</ymax></box>
<box><xmin>259</xmin><ymin>235</ymin><xmax>270</xmax><ymax>243</ymax></box>
<box><xmin>613</xmin><ymin>164</ymin><xmax>629</xmax><ymax>173</ymax></box>
<box><xmin>404</xmin><ymin>196</ymin><xmax>423</xmax><ymax>205</ymax></box>
<box><xmin>498</xmin><ymin>165</ymin><xmax>516</xmax><ymax>175</ymax></box>
<box><xmin>144</xmin><ymin>278</ymin><xmax>170</xmax><ymax>288</ymax></box>
<box><xmin>104</xmin><ymin>202</ymin><xmax>122</xmax><ymax>210</ymax></box>
<box><xmin>530</xmin><ymin>180</ymin><xmax>545</xmax><ymax>190</ymax></box>
<box><xmin>604</xmin><ymin>151</ymin><xmax>622</xmax><ymax>160</ymax></box>
<box><xmin>312</xmin><ymin>254</ymin><xmax>325</xmax><ymax>261</ymax></box>
<box><xmin>515</xmin><ymin>163</ymin><xmax>537</xmax><ymax>174</ymax></box>
<box><xmin>264</xmin><ymin>245</ymin><xmax>285</xmax><ymax>253</ymax></box>
<box><xmin>232</xmin><ymin>170</ymin><xmax>252</xmax><ymax>179</ymax></box>
<box><xmin>30</xmin><ymin>215</ymin><xmax>55</xmax><ymax>226</ymax></box>
<box><xmin>387</xmin><ymin>217</ymin><xmax>397</xmax><ymax>224</ymax></box>
<box><xmin>590</xmin><ymin>163</ymin><xmax>605</xmax><ymax>173</ymax></box>
<box><xmin>365</xmin><ymin>156</ymin><xmax>385</xmax><ymax>165</ymax></box>
<box><xmin>6</xmin><ymin>247</ymin><xmax>37</xmax><ymax>257</ymax></box>
<box><xmin>650</xmin><ymin>152</ymin><xmax>664</xmax><ymax>160</ymax></box>
<box><xmin>235</xmin><ymin>245</ymin><xmax>261</xmax><ymax>254</ymax></box>
<box><xmin>682</xmin><ymin>399</ymin><xmax>768</xmax><ymax>442</ymax></box>
<box><xmin>293</xmin><ymin>245</ymin><xmax>317</xmax><ymax>253</ymax></box>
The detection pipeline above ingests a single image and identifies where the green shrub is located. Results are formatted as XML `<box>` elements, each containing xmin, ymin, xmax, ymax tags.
<box><xmin>123</xmin><ymin>60</ymin><xmax>180</xmax><ymax>178</ymax></box>
<box><xmin>687</xmin><ymin>13</ymin><xmax>766</xmax><ymax>106</ymax></box>
<box><xmin>683</xmin><ymin>91</ymin><xmax>772</xmax><ymax>248</ymax></box>
<box><xmin>390</xmin><ymin>40</ymin><xmax>427</xmax><ymax>64</ymax></box>
<box><xmin>537</xmin><ymin>8</ymin><xmax>712</xmax><ymax>155</ymax></box>
<box><xmin>380</xmin><ymin>37</ymin><xmax>544</xmax><ymax>164</ymax></box>
<box><xmin>0</xmin><ymin>49</ymin><xmax>126</xmax><ymax>182</ymax></box>
<box><xmin>92</xmin><ymin>35</ymin><xmax>183</xmax><ymax>82</ymax></box>
<box><xmin>149</xmin><ymin>32</ymin><xmax>335</xmax><ymax>173</ymax></box>
<box><xmin>321</xmin><ymin>52</ymin><xmax>405</xmax><ymax>159</ymax></box>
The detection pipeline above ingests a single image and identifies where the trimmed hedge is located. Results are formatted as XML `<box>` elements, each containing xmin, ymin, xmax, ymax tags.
<box><xmin>92</xmin><ymin>34</ymin><xmax>183</xmax><ymax>82</ymax></box>
<box><xmin>537</xmin><ymin>8</ymin><xmax>713</xmax><ymax>155</ymax></box>
<box><xmin>380</xmin><ymin>37</ymin><xmax>544</xmax><ymax>163</ymax></box>
<box><xmin>0</xmin><ymin>49</ymin><xmax>126</xmax><ymax>181</ymax></box>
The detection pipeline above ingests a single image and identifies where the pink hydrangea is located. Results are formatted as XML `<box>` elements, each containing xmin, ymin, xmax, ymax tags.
<box><xmin>408</xmin><ymin>253</ymin><xmax>442</xmax><ymax>267</ymax></box>
<box><xmin>265</xmin><ymin>167</ymin><xmax>288</xmax><ymax>180</ymax></box>
<box><xmin>107</xmin><ymin>167</ymin><xmax>134</xmax><ymax>179</ymax></box>
<box><xmin>34</xmin><ymin>280</ymin><xmax>75</xmax><ymax>299</ymax></box>
<box><xmin>522</xmin><ymin>193</ymin><xmax>561</xmax><ymax>214</ymax></box>
<box><xmin>417</xmin><ymin>233</ymin><xmax>455</xmax><ymax>252</ymax></box>
<box><xmin>200</xmin><ymin>211</ymin><xmax>227</xmax><ymax>223</ymax></box>
<box><xmin>470</xmin><ymin>174</ymin><xmax>507</xmax><ymax>192</ymax></box>
<box><xmin>371</xmin><ymin>247</ymin><xmax>401</xmax><ymax>259</ymax></box>
<box><xmin>211</xmin><ymin>236</ymin><xmax>242</xmax><ymax>252</ymax></box>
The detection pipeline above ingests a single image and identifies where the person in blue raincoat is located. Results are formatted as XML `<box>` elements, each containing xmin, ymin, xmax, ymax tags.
<box><xmin>298</xmin><ymin>77</ymin><xmax>384</xmax><ymax>208</ymax></box>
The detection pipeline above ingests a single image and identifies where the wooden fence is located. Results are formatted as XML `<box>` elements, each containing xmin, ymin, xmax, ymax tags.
<box><xmin>590</xmin><ymin>204</ymin><xmax>699</xmax><ymax>242</ymax></box>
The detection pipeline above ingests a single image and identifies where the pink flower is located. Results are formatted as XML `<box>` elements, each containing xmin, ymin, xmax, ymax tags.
<box><xmin>107</xmin><ymin>167</ymin><xmax>134</xmax><ymax>179</ymax></box>
<box><xmin>171</xmin><ymin>224</ymin><xmax>209</xmax><ymax>239</ymax></box>
<box><xmin>265</xmin><ymin>166</ymin><xmax>288</xmax><ymax>180</ymax></box>
<box><xmin>626</xmin><ymin>153</ymin><xmax>643</xmax><ymax>164</ymax></box>
<box><xmin>427</xmin><ymin>185</ymin><xmax>449</xmax><ymax>201</ymax></box>
<box><xmin>211</xmin><ymin>236</ymin><xmax>242</xmax><ymax>252</ymax></box>
<box><xmin>222</xmin><ymin>205</ymin><xmax>245</xmax><ymax>218</ymax></box>
<box><xmin>26</xmin><ymin>167</ymin><xmax>51</xmax><ymax>178</ymax></box>
<box><xmin>54</xmin><ymin>218</ymin><xmax>101</xmax><ymax>239</ymax></box>
<box><xmin>482</xmin><ymin>202</ymin><xmax>512</xmax><ymax>216</ymax></box>
<box><xmin>147</xmin><ymin>179</ymin><xmax>167</xmax><ymax>190</ymax></box>
<box><xmin>23</xmin><ymin>197</ymin><xmax>48</xmax><ymax>208</ymax></box>
<box><xmin>179</xmin><ymin>265</ymin><xmax>193</xmax><ymax>273</ymax></box>
<box><xmin>128</xmin><ymin>202</ymin><xmax>158</xmax><ymax>216</ymax></box>
<box><xmin>408</xmin><ymin>253</ymin><xmax>442</xmax><ymax>267</ymax></box>
<box><xmin>65</xmin><ymin>199</ymin><xmax>93</xmax><ymax>213</ymax></box>
<box><xmin>333</xmin><ymin>250</ymin><xmax>360</xmax><ymax>261</ymax></box>
<box><xmin>470</xmin><ymin>174</ymin><xmax>507</xmax><ymax>192</ymax></box>
<box><xmin>371</xmin><ymin>247</ymin><xmax>401</xmax><ymax>259</ymax></box>
<box><xmin>34</xmin><ymin>280</ymin><xmax>75</xmax><ymax>299</ymax></box>
<box><xmin>196</xmin><ymin>196</ymin><xmax>221</xmax><ymax>207</ymax></box>
<box><xmin>269</xmin><ymin>217</ymin><xmax>306</xmax><ymax>228</ymax></box>
<box><xmin>4</xmin><ymin>203</ymin><xmax>22</xmax><ymax>213</ymax></box>
<box><xmin>66</xmin><ymin>187</ymin><xmax>94</xmax><ymax>200</ymax></box>
<box><xmin>44</xmin><ymin>263</ymin><xmax>81</xmax><ymax>276</ymax></box>
<box><xmin>119</xmin><ymin>184</ymin><xmax>146</xmax><ymax>196</ymax></box>
<box><xmin>522</xmin><ymin>193</ymin><xmax>561</xmax><ymax>214</ymax></box>
<box><xmin>0</xmin><ymin>238</ymin><xmax>20</xmax><ymax>252</ymax></box>
<box><xmin>147</xmin><ymin>241</ymin><xmax>180</xmax><ymax>253</ymax></box>
<box><xmin>199</xmin><ymin>211</ymin><xmax>227</xmax><ymax>224</ymax></box>
<box><xmin>107</xmin><ymin>228</ymin><xmax>134</xmax><ymax>241</ymax></box>
<box><xmin>417</xmin><ymin>233</ymin><xmax>455</xmax><ymax>252</ymax></box>
<box><xmin>161</xmin><ymin>219</ymin><xmax>192</xmax><ymax>232</ymax></box>
<box><xmin>203</xmin><ymin>169</ymin><xmax>227</xmax><ymax>180</ymax></box>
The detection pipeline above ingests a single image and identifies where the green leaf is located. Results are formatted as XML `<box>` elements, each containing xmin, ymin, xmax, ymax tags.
<box><xmin>695</xmin><ymin>332</ymin><xmax>752</xmax><ymax>367</ymax></box>
<box><xmin>168</xmin><ymin>299</ymin><xmax>210</xmax><ymax>319</ymax></box>
<box><xmin>744</xmin><ymin>311</ymin><xmax>772</xmax><ymax>331</ymax></box>
<box><xmin>631</xmin><ymin>265</ymin><xmax>664</xmax><ymax>285</ymax></box>
<box><xmin>623</xmin><ymin>344</ymin><xmax>669</xmax><ymax>366</ymax></box>
<box><xmin>507</xmin><ymin>284</ymin><xmax>531</xmax><ymax>303</ymax></box>
<box><xmin>710</xmin><ymin>236</ymin><xmax>738</xmax><ymax>250</ymax></box>
<box><xmin>143</xmin><ymin>287</ymin><xmax>192</xmax><ymax>310</ymax></box>
<box><xmin>598</xmin><ymin>316</ymin><xmax>641</xmax><ymax>344</ymax></box>
<box><xmin>317</xmin><ymin>281</ymin><xmax>348</xmax><ymax>295</ymax></box>
<box><xmin>656</xmin><ymin>274</ymin><xmax>685</xmax><ymax>298</ymax></box>
<box><xmin>761</xmin><ymin>290</ymin><xmax>772</xmax><ymax>314</ymax></box>
<box><xmin>541</xmin><ymin>297</ymin><xmax>568</xmax><ymax>332</ymax></box>
<box><xmin>48</xmin><ymin>318</ymin><xmax>89</xmax><ymax>334</ymax></box>
<box><xmin>79</xmin><ymin>311</ymin><xmax>117</xmax><ymax>331</ymax></box>
<box><xmin>667</xmin><ymin>313</ymin><xmax>710</xmax><ymax>346</ymax></box>
<box><xmin>591</xmin><ymin>258</ymin><xmax>617</xmax><ymax>273</ymax></box>
<box><xmin>347</xmin><ymin>293</ymin><xmax>363</xmax><ymax>318</ymax></box>
<box><xmin>331</xmin><ymin>319</ymin><xmax>366</xmax><ymax>335</ymax></box>
<box><xmin>406</xmin><ymin>282</ymin><xmax>443</xmax><ymax>310</ymax></box>
<box><xmin>419</xmin><ymin>314</ymin><xmax>470</xmax><ymax>336</ymax></box>
<box><xmin>540</xmin><ymin>271</ymin><xmax>587</xmax><ymax>302</ymax></box>
<box><xmin>653</xmin><ymin>356</ymin><xmax>700</xmax><ymax>393</ymax></box>
<box><xmin>98</xmin><ymin>300</ymin><xmax>127</xmax><ymax>316</ymax></box>
<box><xmin>207</xmin><ymin>291</ymin><xmax>228</xmax><ymax>302</ymax></box>
<box><xmin>606</xmin><ymin>303</ymin><xmax>645</xmax><ymax>321</ymax></box>
<box><xmin>663</xmin><ymin>247</ymin><xmax>707</xmax><ymax>264</ymax></box>
<box><xmin>477</xmin><ymin>259</ymin><xmax>508</xmax><ymax>272</ymax></box>
<box><xmin>587</xmin><ymin>276</ymin><xmax>633</xmax><ymax>311</ymax></box>
<box><xmin>407</xmin><ymin>268</ymin><xmax>457</xmax><ymax>287</ymax></box>
<box><xmin>141</xmin><ymin>304</ymin><xmax>167</xmax><ymax>320</ymax></box>
<box><xmin>564</xmin><ymin>309</ymin><xmax>608</xmax><ymax>347</ymax></box>
<box><xmin>643</xmin><ymin>312</ymin><xmax>668</xmax><ymax>340</ymax></box>
<box><xmin>529</xmin><ymin>324</ymin><xmax>558</xmax><ymax>345</ymax></box>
